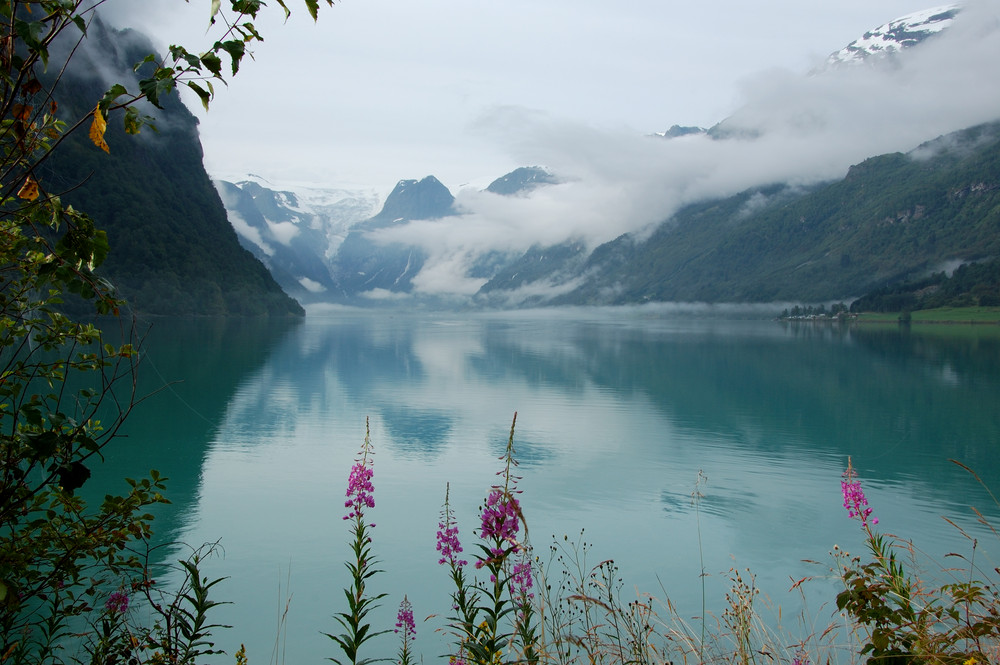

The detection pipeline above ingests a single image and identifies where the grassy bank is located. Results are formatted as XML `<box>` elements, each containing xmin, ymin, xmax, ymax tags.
<box><xmin>856</xmin><ymin>306</ymin><xmax>1000</xmax><ymax>324</ymax></box>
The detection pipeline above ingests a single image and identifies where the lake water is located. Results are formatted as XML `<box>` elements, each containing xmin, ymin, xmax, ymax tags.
<box><xmin>90</xmin><ymin>308</ymin><xmax>1000</xmax><ymax>664</ymax></box>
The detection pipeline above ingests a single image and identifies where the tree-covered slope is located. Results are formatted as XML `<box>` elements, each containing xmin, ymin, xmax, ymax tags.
<box><xmin>547</xmin><ymin>121</ymin><xmax>1000</xmax><ymax>305</ymax></box>
<box><xmin>39</xmin><ymin>19</ymin><xmax>304</xmax><ymax>316</ymax></box>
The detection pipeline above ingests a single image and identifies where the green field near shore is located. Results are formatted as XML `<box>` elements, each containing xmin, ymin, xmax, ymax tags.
<box><xmin>856</xmin><ymin>306</ymin><xmax>1000</xmax><ymax>324</ymax></box>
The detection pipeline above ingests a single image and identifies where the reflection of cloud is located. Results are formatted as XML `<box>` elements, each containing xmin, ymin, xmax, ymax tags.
<box><xmin>363</xmin><ymin>2</ymin><xmax>1000</xmax><ymax>302</ymax></box>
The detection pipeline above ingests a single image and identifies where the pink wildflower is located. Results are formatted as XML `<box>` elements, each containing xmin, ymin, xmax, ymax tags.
<box><xmin>344</xmin><ymin>461</ymin><xmax>375</xmax><ymax>521</ymax></box>
<box><xmin>394</xmin><ymin>596</ymin><xmax>416</xmax><ymax>642</ymax></box>
<box><xmin>478</xmin><ymin>489</ymin><xmax>520</xmax><ymax>559</ymax></box>
<box><xmin>510</xmin><ymin>556</ymin><xmax>534</xmax><ymax>599</ymax></box>
<box><xmin>104</xmin><ymin>590</ymin><xmax>129</xmax><ymax>614</ymax></box>
<box><xmin>841</xmin><ymin>459</ymin><xmax>878</xmax><ymax>527</ymax></box>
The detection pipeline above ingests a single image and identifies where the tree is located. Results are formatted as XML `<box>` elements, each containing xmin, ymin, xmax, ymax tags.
<box><xmin>0</xmin><ymin>1</ymin><xmax>329</xmax><ymax>661</ymax></box>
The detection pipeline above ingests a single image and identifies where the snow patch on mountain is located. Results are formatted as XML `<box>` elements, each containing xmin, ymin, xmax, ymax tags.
<box><xmin>826</xmin><ymin>4</ymin><xmax>960</xmax><ymax>66</ymax></box>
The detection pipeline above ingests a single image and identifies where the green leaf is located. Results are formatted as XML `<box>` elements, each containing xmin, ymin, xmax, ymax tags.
<box><xmin>57</xmin><ymin>461</ymin><xmax>91</xmax><ymax>494</ymax></box>
<box><xmin>24</xmin><ymin>431</ymin><xmax>60</xmax><ymax>460</ymax></box>
<box><xmin>219</xmin><ymin>40</ymin><xmax>245</xmax><ymax>75</ymax></box>
<box><xmin>304</xmin><ymin>0</ymin><xmax>319</xmax><ymax>20</ymax></box>
<box><xmin>187</xmin><ymin>81</ymin><xmax>212</xmax><ymax>111</ymax></box>
<box><xmin>99</xmin><ymin>83</ymin><xmax>129</xmax><ymax>112</ymax></box>
<box><xmin>138</xmin><ymin>68</ymin><xmax>177</xmax><ymax>108</ymax></box>
<box><xmin>133</xmin><ymin>53</ymin><xmax>157</xmax><ymax>73</ymax></box>
<box><xmin>200</xmin><ymin>52</ymin><xmax>223</xmax><ymax>78</ymax></box>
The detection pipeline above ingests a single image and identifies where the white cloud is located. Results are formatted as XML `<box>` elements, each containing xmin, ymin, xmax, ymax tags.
<box><xmin>226</xmin><ymin>210</ymin><xmax>273</xmax><ymax>256</ymax></box>
<box><xmin>298</xmin><ymin>277</ymin><xmax>327</xmax><ymax>293</ymax></box>
<box><xmin>355</xmin><ymin>0</ymin><xmax>1000</xmax><ymax>300</ymax></box>
<box><xmin>266</xmin><ymin>220</ymin><xmax>300</xmax><ymax>246</ymax></box>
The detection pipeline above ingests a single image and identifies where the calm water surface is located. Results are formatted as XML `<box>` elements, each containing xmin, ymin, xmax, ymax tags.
<box><xmin>94</xmin><ymin>309</ymin><xmax>1000</xmax><ymax>663</ymax></box>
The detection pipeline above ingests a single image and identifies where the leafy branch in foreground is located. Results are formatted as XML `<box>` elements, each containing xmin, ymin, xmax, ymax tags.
<box><xmin>0</xmin><ymin>0</ymin><xmax>330</xmax><ymax>662</ymax></box>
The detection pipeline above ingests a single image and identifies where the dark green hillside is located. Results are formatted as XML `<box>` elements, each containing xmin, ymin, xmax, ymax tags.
<box><xmin>39</xmin><ymin>20</ymin><xmax>303</xmax><ymax>316</ymax></box>
<box><xmin>558</xmin><ymin>122</ymin><xmax>1000</xmax><ymax>305</ymax></box>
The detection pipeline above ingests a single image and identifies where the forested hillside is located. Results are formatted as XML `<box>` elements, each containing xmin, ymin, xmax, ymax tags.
<box><xmin>39</xmin><ymin>19</ymin><xmax>304</xmax><ymax>316</ymax></box>
<box><xmin>532</xmin><ymin>121</ymin><xmax>1000</xmax><ymax>306</ymax></box>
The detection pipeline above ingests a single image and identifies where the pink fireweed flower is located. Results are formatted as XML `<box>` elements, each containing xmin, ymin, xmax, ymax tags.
<box><xmin>841</xmin><ymin>459</ymin><xmax>878</xmax><ymax>527</ymax></box>
<box><xmin>477</xmin><ymin>488</ymin><xmax>521</xmax><ymax>561</ymax></box>
<box><xmin>344</xmin><ymin>461</ymin><xmax>375</xmax><ymax>521</ymax></box>
<box><xmin>394</xmin><ymin>596</ymin><xmax>416</xmax><ymax>641</ymax></box>
<box><xmin>104</xmin><ymin>590</ymin><xmax>129</xmax><ymax>614</ymax></box>
<box><xmin>436</xmin><ymin>521</ymin><xmax>467</xmax><ymax>567</ymax></box>
<box><xmin>437</xmin><ymin>483</ymin><xmax>468</xmax><ymax>566</ymax></box>
<box><xmin>510</xmin><ymin>555</ymin><xmax>534</xmax><ymax>599</ymax></box>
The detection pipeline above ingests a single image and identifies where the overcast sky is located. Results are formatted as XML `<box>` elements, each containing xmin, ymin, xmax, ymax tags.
<box><xmin>103</xmin><ymin>0</ymin><xmax>974</xmax><ymax>192</ymax></box>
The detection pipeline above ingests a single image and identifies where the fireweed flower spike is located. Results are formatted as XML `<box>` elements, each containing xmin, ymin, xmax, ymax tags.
<box><xmin>477</xmin><ymin>488</ymin><xmax>523</xmax><ymax>564</ymax></box>
<box><xmin>326</xmin><ymin>418</ymin><xmax>388</xmax><ymax>665</ymax></box>
<box><xmin>344</xmin><ymin>431</ymin><xmax>376</xmax><ymax>522</ymax></box>
<box><xmin>842</xmin><ymin>457</ymin><xmax>878</xmax><ymax>527</ymax></box>
<box><xmin>395</xmin><ymin>596</ymin><xmax>416</xmax><ymax>665</ymax></box>
<box><xmin>437</xmin><ymin>484</ymin><xmax>468</xmax><ymax>567</ymax></box>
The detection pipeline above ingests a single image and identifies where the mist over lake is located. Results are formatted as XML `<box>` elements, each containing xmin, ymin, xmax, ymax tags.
<box><xmin>97</xmin><ymin>309</ymin><xmax>1000</xmax><ymax>664</ymax></box>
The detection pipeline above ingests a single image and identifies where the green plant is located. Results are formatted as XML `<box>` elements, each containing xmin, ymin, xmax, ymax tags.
<box><xmin>834</xmin><ymin>458</ymin><xmax>1000</xmax><ymax>665</ymax></box>
<box><xmin>326</xmin><ymin>418</ymin><xmax>388</xmax><ymax>665</ymax></box>
<box><xmin>0</xmin><ymin>1</ymin><xmax>330</xmax><ymax>662</ymax></box>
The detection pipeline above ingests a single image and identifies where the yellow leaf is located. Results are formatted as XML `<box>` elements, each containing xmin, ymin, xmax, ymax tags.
<box><xmin>89</xmin><ymin>105</ymin><xmax>109</xmax><ymax>153</ymax></box>
<box><xmin>17</xmin><ymin>175</ymin><xmax>39</xmax><ymax>201</ymax></box>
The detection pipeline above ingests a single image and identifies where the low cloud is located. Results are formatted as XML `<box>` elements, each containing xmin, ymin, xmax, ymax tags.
<box><xmin>366</xmin><ymin>0</ymin><xmax>1000</xmax><ymax>300</ymax></box>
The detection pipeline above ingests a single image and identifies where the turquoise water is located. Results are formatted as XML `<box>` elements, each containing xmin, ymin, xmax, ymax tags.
<box><xmin>91</xmin><ymin>309</ymin><xmax>1000</xmax><ymax>663</ymax></box>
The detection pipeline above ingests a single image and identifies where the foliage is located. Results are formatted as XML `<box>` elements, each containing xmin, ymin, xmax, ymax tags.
<box><xmin>41</xmin><ymin>22</ymin><xmax>305</xmax><ymax>317</ymax></box>
<box><xmin>540</xmin><ymin>121</ymin><xmax>1000</xmax><ymax>306</ymax></box>
<box><xmin>833</xmin><ymin>459</ymin><xmax>1000</xmax><ymax>665</ymax></box>
<box><xmin>0</xmin><ymin>0</ymin><xmax>323</xmax><ymax>662</ymax></box>
<box><xmin>319</xmin><ymin>419</ymin><xmax>1000</xmax><ymax>665</ymax></box>
<box><xmin>850</xmin><ymin>259</ymin><xmax>1000</xmax><ymax>313</ymax></box>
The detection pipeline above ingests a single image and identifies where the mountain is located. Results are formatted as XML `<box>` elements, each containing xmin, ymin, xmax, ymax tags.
<box><xmin>214</xmin><ymin>177</ymin><xmax>379</xmax><ymax>301</ymax></box>
<box><xmin>43</xmin><ymin>18</ymin><xmax>303</xmax><ymax>316</ymax></box>
<box><xmin>217</xmin><ymin>169</ymin><xmax>560</xmax><ymax>305</ymax></box>
<box><xmin>478</xmin><ymin>121</ymin><xmax>1000</xmax><ymax>306</ymax></box>
<box><xmin>660</xmin><ymin>5</ymin><xmax>962</xmax><ymax>141</ymax></box>
<box><xmin>825</xmin><ymin>4</ymin><xmax>959</xmax><ymax>67</ymax></box>
<box><xmin>212</xmin><ymin>6</ymin><xmax>999</xmax><ymax>311</ymax></box>
<box><xmin>327</xmin><ymin>176</ymin><xmax>456</xmax><ymax>301</ymax></box>
<box><xmin>485</xmin><ymin>167</ymin><xmax>559</xmax><ymax>196</ymax></box>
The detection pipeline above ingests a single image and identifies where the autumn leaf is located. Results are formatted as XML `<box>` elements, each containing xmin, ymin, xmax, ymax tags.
<box><xmin>17</xmin><ymin>175</ymin><xmax>39</xmax><ymax>201</ymax></box>
<box><xmin>88</xmin><ymin>104</ymin><xmax>109</xmax><ymax>153</ymax></box>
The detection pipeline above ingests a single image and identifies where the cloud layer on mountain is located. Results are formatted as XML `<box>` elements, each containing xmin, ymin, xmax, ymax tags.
<box><xmin>364</xmin><ymin>0</ymin><xmax>1000</xmax><ymax>299</ymax></box>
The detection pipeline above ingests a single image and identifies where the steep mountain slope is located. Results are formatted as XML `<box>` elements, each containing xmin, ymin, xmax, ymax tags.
<box><xmin>214</xmin><ymin>178</ymin><xmax>379</xmax><ymax>301</ymax></box>
<box><xmin>825</xmin><ymin>4</ymin><xmax>959</xmax><ymax>66</ymax></box>
<box><xmin>41</xmin><ymin>18</ymin><xmax>303</xmax><ymax>316</ymax></box>
<box><xmin>328</xmin><ymin>176</ymin><xmax>456</xmax><ymax>300</ymax></box>
<box><xmin>515</xmin><ymin>122</ymin><xmax>1000</xmax><ymax>306</ymax></box>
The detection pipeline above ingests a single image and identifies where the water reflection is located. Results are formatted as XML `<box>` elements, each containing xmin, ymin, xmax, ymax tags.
<box><xmin>116</xmin><ymin>312</ymin><xmax>1000</xmax><ymax>664</ymax></box>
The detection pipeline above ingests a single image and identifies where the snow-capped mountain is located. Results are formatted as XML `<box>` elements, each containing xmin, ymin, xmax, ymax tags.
<box><xmin>214</xmin><ymin>176</ymin><xmax>380</xmax><ymax>299</ymax></box>
<box><xmin>825</xmin><ymin>4</ymin><xmax>959</xmax><ymax>66</ymax></box>
<box><xmin>216</xmin><ymin>4</ymin><xmax>1000</xmax><ymax>311</ymax></box>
